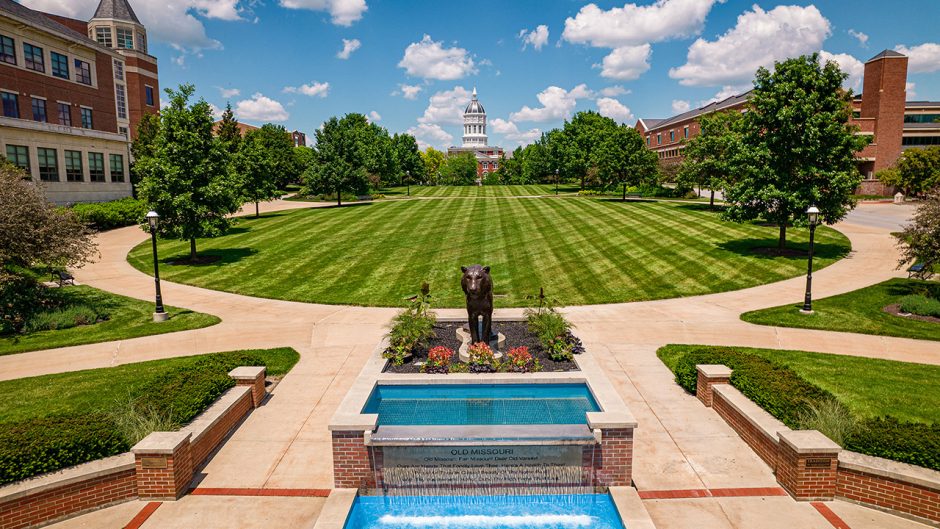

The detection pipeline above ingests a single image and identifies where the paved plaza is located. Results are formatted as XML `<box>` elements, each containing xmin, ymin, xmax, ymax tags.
<box><xmin>10</xmin><ymin>198</ymin><xmax>935</xmax><ymax>529</ymax></box>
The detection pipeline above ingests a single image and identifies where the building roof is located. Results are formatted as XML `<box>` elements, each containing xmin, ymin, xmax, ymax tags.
<box><xmin>0</xmin><ymin>0</ymin><xmax>116</xmax><ymax>55</ymax></box>
<box><xmin>905</xmin><ymin>101</ymin><xmax>940</xmax><ymax>109</ymax></box>
<box><xmin>465</xmin><ymin>87</ymin><xmax>485</xmax><ymax>114</ymax></box>
<box><xmin>92</xmin><ymin>0</ymin><xmax>141</xmax><ymax>24</ymax></box>
<box><xmin>639</xmin><ymin>90</ymin><xmax>753</xmax><ymax>134</ymax></box>
<box><xmin>212</xmin><ymin>120</ymin><xmax>260</xmax><ymax>136</ymax></box>
<box><xmin>867</xmin><ymin>49</ymin><xmax>906</xmax><ymax>62</ymax></box>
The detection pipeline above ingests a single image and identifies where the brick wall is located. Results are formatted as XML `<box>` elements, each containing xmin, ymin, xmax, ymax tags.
<box><xmin>837</xmin><ymin>466</ymin><xmax>940</xmax><ymax>524</ymax></box>
<box><xmin>0</xmin><ymin>468</ymin><xmax>135</xmax><ymax>529</ymax></box>
<box><xmin>712</xmin><ymin>389</ymin><xmax>779</xmax><ymax>469</ymax></box>
<box><xmin>594</xmin><ymin>428</ymin><xmax>633</xmax><ymax>487</ymax></box>
<box><xmin>776</xmin><ymin>442</ymin><xmax>838</xmax><ymax>501</ymax></box>
<box><xmin>190</xmin><ymin>389</ymin><xmax>252</xmax><ymax>466</ymax></box>
<box><xmin>332</xmin><ymin>431</ymin><xmax>376</xmax><ymax>490</ymax></box>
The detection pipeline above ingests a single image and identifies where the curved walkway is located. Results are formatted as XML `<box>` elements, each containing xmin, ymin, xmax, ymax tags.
<box><xmin>18</xmin><ymin>197</ymin><xmax>936</xmax><ymax>529</ymax></box>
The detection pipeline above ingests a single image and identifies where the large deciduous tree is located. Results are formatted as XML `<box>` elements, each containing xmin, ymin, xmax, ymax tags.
<box><xmin>238</xmin><ymin>129</ymin><xmax>281</xmax><ymax>217</ymax></box>
<box><xmin>135</xmin><ymin>84</ymin><xmax>242</xmax><ymax>260</ymax></box>
<box><xmin>723</xmin><ymin>54</ymin><xmax>870</xmax><ymax>249</ymax></box>
<box><xmin>895</xmin><ymin>194</ymin><xmax>940</xmax><ymax>278</ymax></box>
<box><xmin>392</xmin><ymin>133</ymin><xmax>424</xmax><ymax>187</ymax></box>
<box><xmin>305</xmin><ymin>113</ymin><xmax>391</xmax><ymax>205</ymax></box>
<box><xmin>593</xmin><ymin>125</ymin><xmax>660</xmax><ymax>200</ymax></box>
<box><xmin>557</xmin><ymin>111</ymin><xmax>619</xmax><ymax>190</ymax></box>
<box><xmin>880</xmin><ymin>146</ymin><xmax>940</xmax><ymax>197</ymax></box>
<box><xmin>255</xmin><ymin>124</ymin><xmax>303</xmax><ymax>189</ymax></box>
<box><xmin>677</xmin><ymin>109</ymin><xmax>745</xmax><ymax>207</ymax></box>
<box><xmin>216</xmin><ymin>102</ymin><xmax>242</xmax><ymax>154</ymax></box>
<box><xmin>421</xmin><ymin>147</ymin><xmax>446</xmax><ymax>185</ymax></box>
<box><xmin>440</xmin><ymin>152</ymin><xmax>478</xmax><ymax>186</ymax></box>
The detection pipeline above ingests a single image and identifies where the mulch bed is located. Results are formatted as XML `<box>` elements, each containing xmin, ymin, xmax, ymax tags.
<box><xmin>383</xmin><ymin>321</ymin><xmax>580</xmax><ymax>373</ymax></box>
<box><xmin>883</xmin><ymin>304</ymin><xmax>940</xmax><ymax>324</ymax></box>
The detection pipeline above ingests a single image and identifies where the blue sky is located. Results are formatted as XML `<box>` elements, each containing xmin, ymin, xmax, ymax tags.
<box><xmin>22</xmin><ymin>0</ymin><xmax>940</xmax><ymax>149</ymax></box>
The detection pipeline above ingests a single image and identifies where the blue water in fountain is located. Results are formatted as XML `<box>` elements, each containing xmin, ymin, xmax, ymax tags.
<box><xmin>362</xmin><ymin>383</ymin><xmax>600</xmax><ymax>426</ymax></box>
<box><xmin>342</xmin><ymin>494</ymin><xmax>626</xmax><ymax>529</ymax></box>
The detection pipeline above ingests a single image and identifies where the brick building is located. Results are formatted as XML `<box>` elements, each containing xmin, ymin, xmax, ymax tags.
<box><xmin>447</xmin><ymin>88</ymin><xmax>504</xmax><ymax>179</ymax></box>
<box><xmin>291</xmin><ymin>130</ymin><xmax>306</xmax><ymax>147</ymax></box>
<box><xmin>635</xmin><ymin>50</ymin><xmax>940</xmax><ymax>195</ymax></box>
<box><xmin>0</xmin><ymin>0</ymin><xmax>158</xmax><ymax>203</ymax></box>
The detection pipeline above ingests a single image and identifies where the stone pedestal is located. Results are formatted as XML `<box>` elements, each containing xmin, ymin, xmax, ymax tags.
<box><xmin>229</xmin><ymin>366</ymin><xmax>267</xmax><ymax>408</ymax></box>
<box><xmin>132</xmin><ymin>432</ymin><xmax>193</xmax><ymax>500</ymax></box>
<box><xmin>152</xmin><ymin>312</ymin><xmax>169</xmax><ymax>322</ymax></box>
<box><xmin>456</xmin><ymin>325</ymin><xmax>505</xmax><ymax>363</ymax></box>
<box><xmin>696</xmin><ymin>364</ymin><xmax>732</xmax><ymax>407</ymax></box>
<box><xmin>776</xmin><ymin>430</ymin><xmax>841</xmax><ymax>501</ymax></box>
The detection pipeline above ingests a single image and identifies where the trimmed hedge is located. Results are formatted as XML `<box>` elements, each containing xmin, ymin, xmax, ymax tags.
<box><xmin>70</xmin><ymin>198</ymin><xmax>148</xmax><ymax>231</ymax></box>
<box><xmin>660</xmin><ymin>346</ymin><xmax>940</xmax><ymax>471</ymax></box>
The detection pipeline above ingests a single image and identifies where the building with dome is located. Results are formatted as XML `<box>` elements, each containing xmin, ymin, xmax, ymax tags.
<box><xmin>447</xmin><ymin>88</ymin><xmax>504</xmax><ymax>180</ymax></box>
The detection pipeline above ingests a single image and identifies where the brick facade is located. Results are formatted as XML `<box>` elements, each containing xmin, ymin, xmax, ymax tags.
<box><xmin>133</xmin><ymin>433</ymin><xmax>194</xmax><ymax>501</ymax></box>
<box><xmin>593</xmin><ymin>427</ymin><xmax>634</xmax><ymax>487</ymax></box>
<box><xmin>331</xmin><ymin>431</ymin><xmax>376</xmax><ymax>490</ymax></box>
<box><xmin>775</xmin><ymin>438</ymin><xmax>839</xmax><ymax>501</ymax></box>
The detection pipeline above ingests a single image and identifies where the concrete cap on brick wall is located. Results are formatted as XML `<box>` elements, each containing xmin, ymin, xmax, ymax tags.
<box><xmin>132</xmin><ymin>431</ymin><xmax>192</xmax><ymax>455</ymax></box>
<box><xmin>778</xmin><ymin>430</ymin><xmax>841</xmax><ymax>455</ymax></box>
<box><xmin>696</xmin><ymin>364</ymin><xmax>733</xmax><ymax>378</ymax></box>
<box><xmin>228</xmin><ymin>366</ymin><xmax>266</xmax><ymax>380</ymax></box>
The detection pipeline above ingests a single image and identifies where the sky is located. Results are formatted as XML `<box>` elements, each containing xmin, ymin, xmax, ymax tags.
<box><xmin>19</xmin><ymin>0</ymin><xmax>940</xmax><ymax>150</ymax></box>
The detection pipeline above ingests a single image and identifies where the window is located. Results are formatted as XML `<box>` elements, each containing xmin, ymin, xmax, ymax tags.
<box><xmin>0</xmin><ymin>34</ymin><xmax>15</xmax><ymax>65</ymax></box>
<box><xmin>5</xmin><ymin>145</ymin><xmax>29</xmax><ymax>172</ymax></box>
<box><xmin>115</xmin><ymin>83</ymin><xmax>127</xmax><ymax>120</ymax></box>
<box><xmin>95</xmin><ymin>27</ymin><xmax>112</xmax><ymax>48</ymax></box>
<box><xmin>904</xmin><ymin>114</ymin><xmax>940</xmax><ymax>124</ymax></box>
<box><xmin>80</xmin><ymin>107</ymin><xmax>93</xmax><ymax>129</ymax></box>
<box><xmin>31</xmin><ymin>97</ymin><xmax>46</xmax><ymax>122</ymax></box>
<box><xmin>670</xmin><ymin>131</ymin><xmax>675</xmax><ymax>142</ymax></box>
<box><xmin>65</xmin><ymin>150</ymin><xmax>83</xmax><ymax>181</ymax></box>
<box><xmin>113</xmin><ymin>59</ymin><xmax>124</xmax><ymax>81</ymax></box>
<box><xmin>116</xmin><ymin>28</ymin><xmax>134</xmax><ymax>49</ymax></box>
<box><xmin>37</xmin><ymin>148</ymin><xmax>58</xmax><ymax>182</ymax></box>
<box><xmin>902</xmin><ymin>136</ymin><xmax>940</xmax><ymax>146</ymax></box>
<box><xmin>657</xmin><ymin>134</ymin><xmax>662</xmax><ymax>145</ymax></box>
<box><xmin>51</xmin><ymin>52</ymin><xmax>69</xmax><ymax>79</ymax></box>
<box><xmin>74</xmin><ymin>59</ymin><xmax>92</xmax><ymax>85</ymax></box>
<box><xmin>145</xmin><ymin>86</ymin><xmax>154</xmax><ymax>106</ymax></box>
<box><xmin>136</xmin><ymin>32</ymin><xmax>147</xmax><ymax>53</ymax></box>
<box><xmin>23</xmin><ymin>43</ymin><xmax>44</xmax><ymax>72</ymax></box>
<box><xmin>88</xmin><ymin>152</ymin><xmax>105</xmax><ymax>182</ymax></box>
<box><xmin>1</xmin><ymin>92</ymin><xmax>18</xmax><ymax>118</ymax></box>
<box><xmin>57</xmin><ymin>102</ymin><xmax>71</xmax><ymax>126</ymax></box>
<box><xmin>684</xmin><ymin>126</ymin><xmax>689</xmax><ymax>139</ymax></box>
<box><xmin>646</xmin><ymin>136</ymin><xmax>650</xmax><ymax>146</ymax></box>
<box><xmin>109</xmin><ymin>154</ymin><xmax>125</xmax><ymax>182</ymax></box>
<box><xmin>852</xmin><ymin>111</ymin><xmax>861</xmax><ymax>119</ymax></box>
<box><xmin>119</xmin><ymin>126</ymin><xmax>128</xmax><ymax>138</ymax></box>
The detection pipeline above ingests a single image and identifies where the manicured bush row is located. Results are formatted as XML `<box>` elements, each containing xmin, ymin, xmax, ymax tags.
<box><xmin>70</xmin><ymin>197</ymin><xmax>148</xmax><ymax>231</ymax></box>
<box><xmin>662</xmin><ymin>346</ymin><xmax>940</xmax><ymax>471</ymax></box>
<box><xmin>899</xmin><ymin>294</ymin><xmax>940</xmax><ymax>318</ymax></box>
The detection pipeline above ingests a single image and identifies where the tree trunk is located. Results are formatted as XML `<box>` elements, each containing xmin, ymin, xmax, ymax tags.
<box><xmin>778</xmin><ymin>224</ymin><xmax>787</xmax><ymax>249</ymax></box>
<box><xmin>622</xmin><ymin>183</ymin><xmax>627</xmax><ymax>201</ymax></box>
<box><xmin>580</xmin><ymin>175</ymin><xmax>585</xmax><ymax>191</ymax></box>
<box><xmin>337</xmin><ymin>188</ymin><xmax>342</xmax><ymax>206</ymax></box>
<box><xmin>709</xmin><ymin>189</ymin><xmax>715</xmax><ymax>208</ymax></box>
<box><xmin>255</xmin><ymin>201</ymin><xmax>259</xmax><ymax>218</ymax></box>
<box><xmin>190</xmin><ymin>238</ymin><xmax>197</xmax><ymax>260</ymax></box>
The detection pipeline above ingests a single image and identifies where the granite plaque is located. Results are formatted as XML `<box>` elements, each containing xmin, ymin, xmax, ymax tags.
<box><xmin>382</xmin><ymin>445</ymin><xmax>582</xmax><ymax>468</ymax></box>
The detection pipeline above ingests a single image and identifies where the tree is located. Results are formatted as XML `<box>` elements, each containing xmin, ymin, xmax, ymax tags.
<box><xmin>255</xmin><ymin>124</ymin><xmax>302</xmax><ymax>189</ymax></box>
<box><xmin>557</xmin><ymin>111</ymin><xmax>619</xmax><ymax>189</ymax></box>
<box><xmin>305</xmin><ymin>113</ymin><xmax>383</xmax><ymax>205</ymax></box>
<box><xmin>593</xmin><ymin>125</ymin><xmax>660</xmax><ymax>200</ymax></box>
<box><xmin>881</xmin><ymin>146</ymin><xmax>940</xmax><ymax>197</ymax></box>
<box><xmin>723</xmin><ymin>54</ymin><xmax>870</xmax><ymax>249</ymax></box>
<box><xmin>895</xmin><ymin>194</ymin><xmax>940</xmax><ymax>278</ymax></box>
<box><xmin>421</xmin><ymin>147</ymin><xmax>446</xmax><ymax>184</ymax></box>
<box><xmin>440</xmin><ymin>152</ymin><xmax>478</xmax><ymax>185</ymax></box>
<box><xmin>676</xmin><ymin>110</ymin><xmax>745</xmax><ymax>207</ymax></box>
<box><xmin>135</xmin><ymin>84</ymin><xmax>242</xmax><ymax>260</ymax></box>
<box><xmin>521</xmin><ymin>133</ymin><xmax>555</xmax><ymax>183</ymax></box>
<box><xmin>293</xmin><ymin>145</ymin><xmax>317</xmax><ymax>176</ymax></box>
<box><xmin>238</xmin><ymin>129</ymin><xmax>281</xmax><ymax>217</ymax></box>
<box><xmin>216</xmin><ymin>102</ymin><xmax>242</xmax><ymax>154</ymax></box>
<box><xmin>392</xmin><ymin>133</ymin><xmax>423</xmax><ymax>187</ymax></box>
<box><xmin>130</xmin><ymin>112</ymin><xmax>160</xmax><ymax>188</ymax></box>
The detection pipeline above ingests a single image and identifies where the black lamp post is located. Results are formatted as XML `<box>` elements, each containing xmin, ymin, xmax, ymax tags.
<box><xmin>801</xmin><ymin>205</ymin><xmax>820</xmax><ymax>314</ymax></box>
<box><xmin>555</xmin><ymin>169</ymin><xmax>559</xmax><ymax>195</ymax></box>
<box><xmin>406</xmin><ymin>170</ymin><xmax>411</xmax><ymax>196</ymax></box>
<box><xmin>146</xmin><ymin>211</ymin><xmax>167</xmax><ymax>322</ymax></box>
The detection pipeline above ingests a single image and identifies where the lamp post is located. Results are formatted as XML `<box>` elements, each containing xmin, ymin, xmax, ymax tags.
<box><xmin>800</xmin><ymin>205</ymin><xmax>820</xmax><ymax>314</ymax></box>
<box><xmin>146</xmin><ymin>211</ymin><xmax>167</xmax><ymax>322</ymax></box>
<box><xmin>554</xmin><ymin>169</ymin><xmax>559</xmax><ymax>196</ymax></box>
<box><xmin>406</xmin><ymin>170</ymin><xmax>411</xmax><ymax>196</ymax></box>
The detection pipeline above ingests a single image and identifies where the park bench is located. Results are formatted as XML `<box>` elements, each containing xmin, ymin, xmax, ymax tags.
<box><xmin>625</xmin><ymin>192</ymin><xmax>643</xmax><ymax>199</ymax></box>
<box><xmin>51</xmin><ymin>270</ymin><xmax>74</xmax><ymax>286</ymax></box>
<box><xmin>908</xmin><ymin>263</ymin><xmax>933</xmax><ymax>279</ymax></box>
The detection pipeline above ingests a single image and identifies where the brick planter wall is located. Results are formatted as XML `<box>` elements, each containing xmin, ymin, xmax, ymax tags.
<box><xmin>332</xmin><ymin>431</ymin><xmax>376</xmax><ymax>490</ymax></box>
<box><xmin>712</xmin><ymin>388</ymin><xmax>779</xmax><ymax>469</ymax></box>
<box><xmin>189</xmin><ymin>389</ymin><xmax>253</xmax><ymax>465</ymax></box>
<box><xmin>775</xmin><ymin>431</ymin><xmax>839</xmax><ymax>501</ymax></box>
<box><xmin>836</xmin><ymin>452</ymin><xmax>940</xmax><ymax>525</ymax></box>
<box><xmin>594</xmin><ymin>428</ymin><xmax>634</xmax><ymax>487</ymax></box>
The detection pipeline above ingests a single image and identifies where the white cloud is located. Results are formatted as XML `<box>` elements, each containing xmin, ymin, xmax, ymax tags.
<box><xmin>519</xmin><ymin>25</ymin><xmax>549</xmax><ymax>51</ymax></box>
<box><xmin>489</xmin><ymin>119</ymin><xmax>542</xmax><ymax>146</ymax></box>
<box><xmin>407</xmin><ymin>123</ymin><xmax>453</xmax><ymax>150</ymax></box>
<box><xmin>600</xmin><ymin>86</ymin><xmax>630</xmax><ymax>97</ymax></box>
<box><xmin>848</xmin><ymin>29</ymin><xmax>868</xmax><ymax>47</ymax></box>
<box><xmin>895</xmin><ymin>43</ymin><xmax>940</xmax><ymax>73</ymax></box>
<box><xmin>509</xmin><ymin>84</ymin><xmax>593</xmax><ymax>122</ymax></box>
<box><xmin>598</xmin><ymin>45</ymin><xmax>651</xmax><ymax>80</ymax></box>
<box><xmin>218</xmin><ymin>87</ymin><xmax>241</xmax><ymax>99</ymax></box>
<box><xmin>906</xmin><ymin>82</ymin><xmax>917</xmax><ymax>100</ymax></box>
<box><xmin>562</xmin><ymin>0</ymin><xmax>720</xmax><ymax>48</ymax></box>
<box><xmin>596</xmin><ymin>98</ymin><xmax>635</xmax><ymax>123</ymax></box>
<box><xmin>337</xmin><ymin>38</ymin><xmax>361</xmax><ymax>59</ymax></box>
<box><xmin>394</xmin><ymin>84</ymin><xmax>423</xmax><ymax>100</ymax></box>
<box><xmin>669</xmin><ymin>5</ymin><xmax>831</xmax><ymax>87</ymax></box>
<box><xmin>418</xmin><ymin>86</ymin><xmax>472</xmax><ymax>125</ymax></box>
<box><xmin>671</xmin><ymin>100</ymin><xmax>691</xmax><ymax>114</ymax></box>
<box><xmin>283</xmin><ymin>81</ymin><xmax>330</xmax><ymax>97</ymax></box>
<box><xmin>819</xmin><ymin>51</ymin><xmax>864</xmax><ymax>90</ymax></box>
<box><xmin>235</xmin><ymin>93</ymin><xmax>289</xmax><ymax>122</ymax></box>
<box><xmin>367</xmin><ymin>110</ymin><xmax>382</xmax><ymax>122</ymax></box>
<box><xmin>208</xmin><ymin>102</ymin><xmax>225</xmax><ymax>120</ymax></box>
<box><xmin>278</xmin><ymin>0</ymin><xmax>367</xmax><ymax>26</ymax></box>
<box><xmin>399</xmin><ymin>35</ymin><xmax>477</xmax><ymax>80</ymax></box>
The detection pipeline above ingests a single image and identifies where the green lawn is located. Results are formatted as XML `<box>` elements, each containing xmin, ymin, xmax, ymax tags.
<box><xmin>127</xmin><ymin>195</ymin><xmax>850</xmax><ymax>308</ymax></box>
<box><xmin>741</xmin><ymin>278</ymin><xmax>940</xmax><ymax>341</ymax></box>
<box><xmin>658</xmin><ymin>344</ymin><xmax>940</xmax><ymax>425</ymax></box>
<box><xmin>0</xmin><ymin>285</ymin><xmax>221</xmax><ymax>356</ymax></box>
<box><xmin>381</xmin><ymin>184</ymin><xmax>582</xmax><ymax>197</ymax></box>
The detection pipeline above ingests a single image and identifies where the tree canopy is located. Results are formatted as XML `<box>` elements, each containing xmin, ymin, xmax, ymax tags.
<box><xmin>880</xmin><ymin>146</ymin><xmax>940</xmax><ymax>197</ymax></box>
<box><xmin>592</xmin><ymin>125</ymin><xmax>659</xmax><ymax>199</ymax></box>
<box><xmin>676</xmin><ymin>109</ymin><xmax>745</xmax><ymax>207</ymax></box>
<box><xmin>216</xmin><ymin>103</ymin><xmax>241</xmax><ymax>154</ymax></box>
<box><xmin>421</xmin><ymin>148</ymin><xmax>446</xmax><ymax>185</ymax></box>
<box><xmin>238</xmin><ymin>128</ymin><xmax>281</xmax><ymax>217</ymax></box>
<box><xmin>895</xmin><ymin>194</ymin><xmax>940</xmax><ymax>278</ymax></box>
<box><xmin>304</xmin><ymin>113</ymin><xmax>380</xmax><ymax>204</ymax></box>
<box><xmin>392</xmin><ymin>133</ymin><xmax>423</xmax><ymax>186</ymax></box>
<box><xmin>440</xmin><ymin>152</ymin><xmax>478</xmax><ymax>186</ymax></box>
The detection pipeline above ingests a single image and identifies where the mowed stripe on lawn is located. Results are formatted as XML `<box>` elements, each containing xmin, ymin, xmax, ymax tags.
<box><xmin>126</xmin><ymin>196</ymin><xmax>850</xmax><ymax>307</ymax></box>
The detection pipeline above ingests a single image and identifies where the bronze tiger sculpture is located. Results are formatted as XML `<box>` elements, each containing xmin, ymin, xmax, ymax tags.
<box><xmin>461</xmin><ymin>265</ymin><xmax>493</xmax><ymax>345</ymax></box>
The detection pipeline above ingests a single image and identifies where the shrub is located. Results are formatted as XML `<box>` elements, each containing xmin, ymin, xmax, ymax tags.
<box><xmin>70</xmin><ymin>198</ymin><xmax>148</xmax><ymax>231</ymax></box>
<box><xmin>797</xmin><ymin>399</ymin><xmax>858</xmax><ymax>446</ymax></box>
<box><xmin>899</xmin><ymin>294</ymin><xmax>940</xmax><ymax>318</ymax></box>
<box><xmin>467</xmin><ymin>342</ymin><xmax>497</xmax><ymax>373</ymax></box>
<box><xmin>0</xmin><ymin>274</ymin><xmax>47</xmax><ymax>335</ymax></box>
<box><xmin>0</xmin><ymin>414</ymin><xmax>128</xmax><ymax>485</ymax></box>
<box><xmin>385</xmin><ymin>282</ymin><xmax>437</xmax><ymax>365</ymax></box>
<box><xmin>503</xmin><ymin>346</ymin><xmax>541</xmax><ymax>373</ymax></box>
<box><xmin>546</xmin><ymin>338</ymin><xmax>575</xmax><ymax>362</ymax></box>
<box><xmin>422</xmin><ymin>345</ymin><xmax>454</xmax><ymax>374</ymax></box>
<box><xmin>847</xmin><ymin>418</ymin><xmax>940</xmax><ymax>471</ymax></box>
<box><xmin>24</xmin><ymin>303</ymin><xmax>108</xmax><ymax>332</ymax></box>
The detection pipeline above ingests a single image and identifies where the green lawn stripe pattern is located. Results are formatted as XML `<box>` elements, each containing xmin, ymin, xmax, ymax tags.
<box><xmin>127</xmin><ymin>194</ymin><xmax>851</xmax><ymax>308</ymax></box>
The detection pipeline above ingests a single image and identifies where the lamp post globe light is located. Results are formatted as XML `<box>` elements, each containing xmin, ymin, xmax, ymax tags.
<box><xmin>146</xmin><ymin>211</ymin><xmax>168</xmax><ymax>322</ymax></box>
<box><xmin>406</xmin><ymin>170</ymin><xmax>411</xmax><ymax>196</ymax></box>
<box><xmin>800</xmin><ymin>205</ymin><xmax>820</xmax><ymax>314</ymax></box>
<box><xmin>555</xmin><ymin>168</ymin><xmax>559</xmax><ymax>195</ymax></box>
